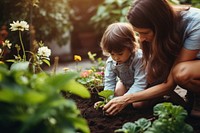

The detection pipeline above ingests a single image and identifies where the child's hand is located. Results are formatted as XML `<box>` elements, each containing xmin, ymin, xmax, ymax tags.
<box><xmin>94</xmin><ymin>101</ymin><xmax>105</xmax><ymax>110</ymax></box>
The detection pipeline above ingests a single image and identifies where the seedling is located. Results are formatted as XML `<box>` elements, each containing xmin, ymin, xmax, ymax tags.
<box><xmin>94</xmin><ymin>90</ymin><xmax>114</xmax><ymax>110</ymax></box>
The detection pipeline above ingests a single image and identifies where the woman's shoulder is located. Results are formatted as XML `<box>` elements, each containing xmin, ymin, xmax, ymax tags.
<box><xmin>180</xmin><ymin>7</ymin><xmax>200</xmax><ymax>57</ymax></box>
<box><xmin>181</xmin><ymin>7</ymin><xmax>200</xmax><ymax>22</ymax></box>
<box><xmin>180</xmin><ymin>7</ymin><xmax>200</xmax><ymax>36</ymax></box>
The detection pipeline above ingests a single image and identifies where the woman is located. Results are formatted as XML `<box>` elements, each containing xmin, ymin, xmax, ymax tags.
<box><xmin>103</xmin><ymin>0</ymin><xmax>200</xmax><ymax>117</ymax></box>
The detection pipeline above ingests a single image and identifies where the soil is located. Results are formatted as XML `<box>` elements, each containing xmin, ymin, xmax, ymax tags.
<box><xmin>69</xmin><ymin>92</ymin><xmax>200</xmax><ymax>133</ymax></box>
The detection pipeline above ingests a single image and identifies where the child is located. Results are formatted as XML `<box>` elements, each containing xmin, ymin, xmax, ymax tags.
<box><xmin>95</xmin><ymin>22</ymin><xmax>148</xmax><ymax>110</ymax></box>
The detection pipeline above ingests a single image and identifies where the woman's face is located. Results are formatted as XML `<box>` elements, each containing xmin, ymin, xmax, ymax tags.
<box><xmin>133</xmin><ymin>27</ymin><xmax>154</xmax><ymax>43</ymax></box>
<box><xmin>110</xmin><ymin>48</ymin><xmax>131</xmax><ymax>64</ymax></box>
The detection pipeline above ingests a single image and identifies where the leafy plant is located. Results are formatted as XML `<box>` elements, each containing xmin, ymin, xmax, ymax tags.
<box><xmin>3</xmin><ymin>20</ymin><xmax>51</xmax><ymax>73</ymax></box>
<box><xmin>76</xmin><ymin>69</ymin><xmax>104</xmax><ymax>93</ymax></box>
<box><xmin>87</xmin><ymin>51</ymin><xmax>105</xmax><ymax>72</ymax></box>
<box><xmin>146</xmin><ymin>102</ymin><xmax>193</xmax><ymax>133</ymax></box>
<box><xmin>115</xmin><ymin>118</ymin><xmax>151</xmax><ymax>133</ymax></box>
<box><xmin>115</xmin><ymin>102</ymin><xmax>193</xmax><ymax>133</ymax></box>
<box><xmin>76</xmin><ymin>52</ymin><xmax>105</xmax><ymax>92</ymax></box>
<box><xmin>0</xmin><ymin>63</ymin><xmax>91</xmax><ymax>133</ymax></box>
<box><xmin>94</xmin><ymin>90</ymin><xmax>114</xmax><ymax>110</ymax></box>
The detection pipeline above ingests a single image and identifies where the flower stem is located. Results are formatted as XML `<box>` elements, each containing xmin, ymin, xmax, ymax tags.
<box><xmin>19</xmin><ymin>31</ymin><xmax>26</xmax><ymax>61</ymax></box>
<box><xmin>0</xmin><ymin>49</ymin><xmax>4</xmax><ymax>57</ymax></box>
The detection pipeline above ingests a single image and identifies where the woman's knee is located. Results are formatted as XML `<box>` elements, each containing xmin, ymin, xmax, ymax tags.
<box><xmin>172</xmin><ymin>63</ymin><xmax>191</xmax><ymax>84</ymax></box>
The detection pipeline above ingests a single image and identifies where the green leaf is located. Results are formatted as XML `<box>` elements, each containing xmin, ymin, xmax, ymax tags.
<box><xmin>6</xmin><ymin>59</ymin><xmax>16</xmax><ymax>63</ymax></box>
<box><xmin>42</xmin><ymin>59</ymin><xmax>51</xmax><ymax>66</ymax></box>
<box><xmin>0</xmin><ymin>89</ymin><xmax>46</xmax><ymax>104</ymax></box>
<box><xmin>98</xmin><ymin>90</ymin><xmax>114</xmax><ymax>99</ymax></box>
<box><xmin>10</xmin><ymin>61</ymin><xmax>30</xmax><ymax>71</ymax></box>
<box><xmin>30</xmin><ymin>72</ymin><xmax>50</xmax><ymax>91</ymax></box>
<box><xmin>115</xmin><ymin>128</ymin><xmax>128</xmax><ymax>133</ymax></box>
<box><xmin>135</xmin><ymin>118</ymin><xmax>151</xmax><ymax>131</ymax></box>
<box><xmin>63</xmin><ymin>79</ymin><xmax>90</xmax><ymax>98</ymax></box>
<box><xmin>94</xmin><ymin>101</ymin><xmax>105</xmax><ymax>110</ymax></box>
<box><xmin>23</xmin><ymin>91</ymin><xmax>47</xmax><ymax>104</ymax></box>
<box><xmin>183</xmin><ymin>123</ymin><xmax>194</xmax><ymax>133</ymax></box>
<box><xmin>96</xmin><ymin>6</ymin><xmax>106</xmax><ymax>16</ymax></box>
<box><xmin>47</xmin><ymin>72</ymin><xmax>77</xmax><ymax>90</ymax></box>
<box><xmin>122</xmin><ymin>122</ymin><xmax>139</xmax><ymax>133</ymax></box>
<box><xmin>72</xmin><ymin>117</ymin><xmax>90</xmax><ymax>133</ymax></box>
<box><xmin>0</xmin><ymin>89</ymin><xmax>17</xmax><ymax>103</ymax></box>
<box><xmin>0</xmin><ymin>64</ymin><xmax>9</xmax><ymax>78</ymax></box>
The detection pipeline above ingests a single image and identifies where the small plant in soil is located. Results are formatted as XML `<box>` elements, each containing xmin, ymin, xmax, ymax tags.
<box><xmin>94</xmin><ymin>90</ymin><xmax>114</xmax><ymax>110</ymax></box>
<box><xmin>115</xmin><ymin>102</ymin><xmax>194</xmax><ymax>133</ymax></box>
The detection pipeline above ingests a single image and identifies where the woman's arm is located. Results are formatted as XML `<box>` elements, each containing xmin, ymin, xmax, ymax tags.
<box><xmin>103</xmin><ymin>70</ymin><xmax>175</xmax><ymax>115</ymax></box>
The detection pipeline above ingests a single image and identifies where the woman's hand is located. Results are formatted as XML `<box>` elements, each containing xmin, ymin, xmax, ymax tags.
<box><xmin>103</xmin><ymin>96</ymin><xmax>129</xmax><ymax>116</ymax></box>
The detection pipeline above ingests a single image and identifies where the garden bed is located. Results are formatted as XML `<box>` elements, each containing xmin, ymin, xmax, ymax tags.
<box><xmin>70</xmin><ymin>93</ymin><xmax>200</xmax><ymax>133</ymax></box>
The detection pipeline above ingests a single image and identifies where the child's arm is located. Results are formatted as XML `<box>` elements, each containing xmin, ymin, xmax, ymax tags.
<box><xmin>126</xmin><ymin>49</ymin><xmax>147</xmax><ymax>94</ymax></box>
<box><xmin>103</xmin><ymin>58</ymin><xmax>117</xmax><ymax>91</ymax></box>
<box><xmin>94</xmin><ymin>58</ymin><xmax>117</xmax><ymax>109</ymax></box>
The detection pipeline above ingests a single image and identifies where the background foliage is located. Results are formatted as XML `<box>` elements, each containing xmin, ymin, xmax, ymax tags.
<box><xmin>1</xmin><ymin>0</ymin><xmax>199</xmax><ymax>47</ymax></box>
<box><xmin>90</xmin><ymin>0</ymin><xmax>200</xmax><ymax>37</ymax></box>
<box><xmin>0</xmin><ymin>0</ymin><xmax>72</xmax><ymax>46</ymax></box>
<box><xmin>90</xmin><ymin>0</ymin><xmax>132</xmax><ymax>36</ymax></box>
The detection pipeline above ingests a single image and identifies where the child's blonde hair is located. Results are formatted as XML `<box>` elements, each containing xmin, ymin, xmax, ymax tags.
<box><xmin>100</xmin><ymin>22</ymin><xmax>139</xmax><ymax>56</ymax></box>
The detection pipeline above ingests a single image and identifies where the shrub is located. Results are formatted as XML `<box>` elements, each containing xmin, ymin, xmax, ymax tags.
<box><xmin>0</xmin><ymin>63</ymin><xmax>91</xmax><ymax>133</ymax></box>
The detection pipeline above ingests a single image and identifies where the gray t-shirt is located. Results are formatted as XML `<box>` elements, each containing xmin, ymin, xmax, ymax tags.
<box><xmin>104</xmin><ymin>49</ymin><xmax>147</xmax><ymax>94</ymax></box>
<box><xmin>180</xmin><ymin>7</ymin><xmax>200</xmax><ymax>59</ymax></box>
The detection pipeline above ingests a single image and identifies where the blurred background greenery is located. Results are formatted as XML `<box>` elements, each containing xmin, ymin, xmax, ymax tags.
<box><xmin>0</xmin><ymin>0</ymin><xmax>199</xmax><ymax>60</ymax></box>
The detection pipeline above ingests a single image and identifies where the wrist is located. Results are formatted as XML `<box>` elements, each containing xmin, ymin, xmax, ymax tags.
<box><xmin>123</xmin><ymin>94</ymin><xmax>133</xmax><ymax>104</ymax></box>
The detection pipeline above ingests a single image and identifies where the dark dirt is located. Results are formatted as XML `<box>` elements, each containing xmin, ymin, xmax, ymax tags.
<box><xmin>70</xmin><ymin>93</ymin><xmax>200</xmax><ymax>133</ymax></box>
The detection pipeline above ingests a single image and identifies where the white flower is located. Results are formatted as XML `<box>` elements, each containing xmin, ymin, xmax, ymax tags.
<box><xmin>37</xmin><ymin>46</ymin><xmax>51</xmax><ymax>59</ymax></box>
<box><xmin>0</xmin><ymin>48</ymin><xmax>2</xmax><ymax>54</ymax></box>
<box><xmin>10</xmin><ymin>20</ymin><xmax>29</xmax><ymax>31</ymax></box>
<box><xmin>2</xmin><ymin>40</ymin><xmax>12</xmax><ymax>49</ymax></box>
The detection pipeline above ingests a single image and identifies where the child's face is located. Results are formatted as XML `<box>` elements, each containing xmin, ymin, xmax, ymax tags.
<box><xmin>110</xmin><ymin>48</ymin><xmax>131</xmax><ymax>64</ymax></box>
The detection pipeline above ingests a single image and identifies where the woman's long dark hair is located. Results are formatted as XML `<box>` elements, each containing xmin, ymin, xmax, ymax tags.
<box><xmin>127</xmin><ymin>0</ymin><xmax>182</xmax><ymax>83</ymax></box>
